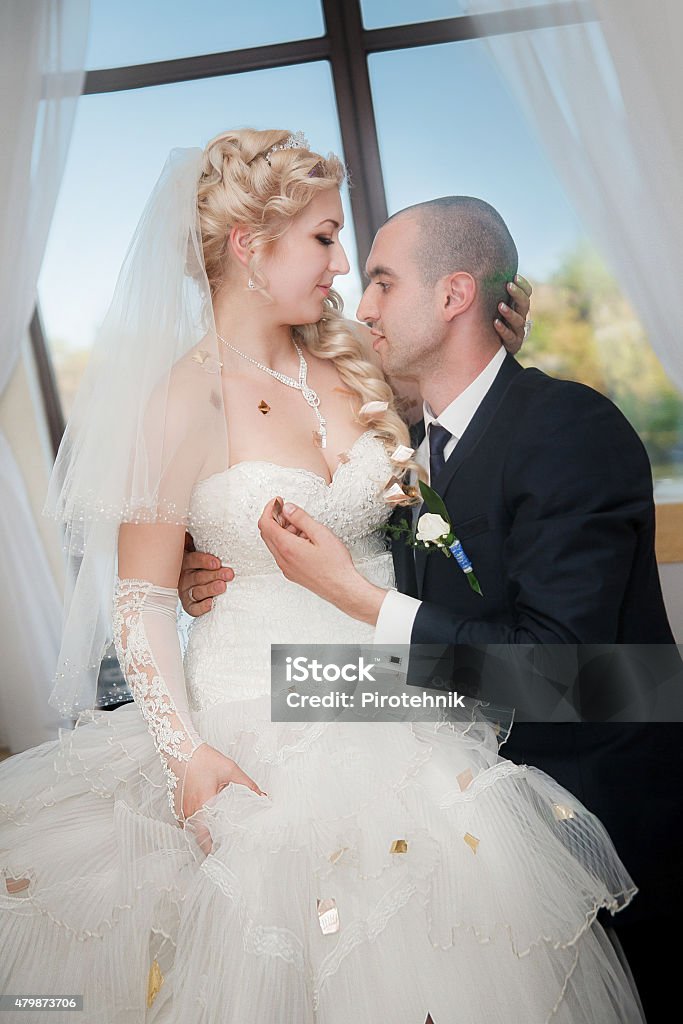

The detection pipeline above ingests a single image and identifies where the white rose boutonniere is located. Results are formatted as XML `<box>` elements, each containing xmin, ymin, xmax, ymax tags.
<box><xmin>383</xmin><ymin>481</ymin><xmax>483</xmax><ymax>596</ymax></box>
<box><xmin>416</xmin><ymin>513</ymin><xmax>450</xmax><ymax>545</ymax></box>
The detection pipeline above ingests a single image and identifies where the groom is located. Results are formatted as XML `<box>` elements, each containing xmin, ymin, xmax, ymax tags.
<box><xmin>258</xmin><ymin>197</ymin><xmax>674</xmax><ymax>647</ymax></box>
<box><xmin>181</xmin><ymin>198</ymin><xmax>678</xmax><ymax>1016</ymax></box>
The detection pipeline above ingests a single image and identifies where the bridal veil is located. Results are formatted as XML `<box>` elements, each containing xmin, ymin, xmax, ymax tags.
<box><xmin>44</xmin><ymin>147</ymin><xmax>230</xmax><ymax>717</ymax></box>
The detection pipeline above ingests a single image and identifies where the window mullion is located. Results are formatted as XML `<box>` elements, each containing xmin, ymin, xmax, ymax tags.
<box><xmin>322</xmin><ymin>0</ymin><xmax>387</xmax><ymax>267</ymax></box>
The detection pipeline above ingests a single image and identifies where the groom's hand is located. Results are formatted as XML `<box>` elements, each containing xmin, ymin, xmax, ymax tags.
<box><xmin>178</xmin><ymin>533</ymin><xmax>235</xmax><ymax>616</ymax></box>
<box><xmin>495</xmin><ymin>274</ymin><xmax>532</xmax><ymax>354</ymax></box>
<box><xmin>258</xmin><ymin>498</ymin><xmax>388</xmax><ymax>625</ymax></box>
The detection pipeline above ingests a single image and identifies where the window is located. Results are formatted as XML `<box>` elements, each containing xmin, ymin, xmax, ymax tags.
<box><xmin>86</xmin><ymin>0</ymin><xmax>324</xmax><ymax>69</ymax></box>
<box><xmin>360</xmin><ymin>0</ymin><xmax>550</xmax><ymax>29</ymax></box>
<box><xmin>36</xmin><ymin>0</ymin><xmax>683</xmax><ymax>523</ymax></box>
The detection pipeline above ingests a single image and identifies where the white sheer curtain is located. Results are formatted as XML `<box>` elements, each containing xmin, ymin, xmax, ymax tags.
<box><xmin>0</xmin><ymin>0</ymin><xmax>90</xmax><ymax>751</ymax></box>
<box><xmin>464</xmin><ymin>0</ymin><xmax>683</xmax><ymax>394</ymax></box>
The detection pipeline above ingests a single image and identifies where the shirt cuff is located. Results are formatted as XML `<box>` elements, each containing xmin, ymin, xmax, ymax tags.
<box><xmin>373</xmin><ymin>588</ymin><xmax>422</xmax><ymax>646</ymax></box>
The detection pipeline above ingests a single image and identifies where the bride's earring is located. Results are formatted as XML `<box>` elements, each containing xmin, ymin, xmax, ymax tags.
<box><xmin>247</xmin><ymin>277</ymin><xmax>255</xmax><ymax>290</ymax></box>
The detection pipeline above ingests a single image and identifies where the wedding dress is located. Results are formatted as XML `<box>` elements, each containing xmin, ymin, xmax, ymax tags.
<box><xmin>0</xmin><ymin>429</ymin><xmax>644</xmax><ymax>1023</ymax></box>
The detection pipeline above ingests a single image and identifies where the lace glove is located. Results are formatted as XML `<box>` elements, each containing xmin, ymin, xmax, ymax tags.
<box><xmin>112</xmin><ymin>576</ymin><xmax>206</xmax><ymax>824</ymax></box>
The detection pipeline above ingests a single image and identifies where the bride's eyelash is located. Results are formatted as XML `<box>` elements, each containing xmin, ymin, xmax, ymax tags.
<box><xmin>317</xmin><ymin>236</ymin><xmax>334</xmax><ymax>246</ymax></box>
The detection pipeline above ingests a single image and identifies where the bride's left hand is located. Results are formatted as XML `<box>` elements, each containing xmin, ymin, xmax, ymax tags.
<box><xmin>179</xmin><ymin>743</ymin><xmax>267</xmax><ymax>855</ymax></box>
<box><xmin>495</xmin><ymin>274</ymin><xmax>532</xmax><ymax>354</ymax></box>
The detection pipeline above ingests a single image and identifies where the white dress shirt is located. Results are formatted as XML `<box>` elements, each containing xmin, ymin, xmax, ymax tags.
<box><xmin>374</xmin><ymin>345</ymin><xmax>507</xmax><ymax>645</ymax></box>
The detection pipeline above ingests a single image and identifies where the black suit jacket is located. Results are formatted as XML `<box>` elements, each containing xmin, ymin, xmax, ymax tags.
<box><xmin>395</xmin><ymin>353</ymin><xmax>672</xmax><ymax>644</ymax></box>
<box><xmin>391</xmin><ymin>354</ymin><xmax>682</xmax><ymax>923</ymax></box>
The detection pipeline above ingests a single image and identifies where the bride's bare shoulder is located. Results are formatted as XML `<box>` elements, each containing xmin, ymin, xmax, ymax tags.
<box><xmin>146</xmin><ymin>341</ymin><xmax>221</xmax><ymax>437</ymax></box>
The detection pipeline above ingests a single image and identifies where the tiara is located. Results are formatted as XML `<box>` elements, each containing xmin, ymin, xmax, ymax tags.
<box><xmin>264</xmin><ymin>130</ymin><xmax>309</xmax><ymax>166</ymax></box>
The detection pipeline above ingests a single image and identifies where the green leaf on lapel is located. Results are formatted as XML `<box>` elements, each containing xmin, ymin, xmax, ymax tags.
<box><xmin>418</xmin><ymin>480</ymin><xmax>451</xmax><ymax>524</ymax></box>
<box><xmin>467</xmin><ymin>573</ymin><xmax>484</xmax><ymax>596</ymax></box>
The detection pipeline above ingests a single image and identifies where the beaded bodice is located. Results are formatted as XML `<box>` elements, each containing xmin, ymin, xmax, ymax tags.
<box><xmin>188</xmin><ymin>430</ymin><xmax>394</xmax><ymax>576</ymax></box>
<box><xmin>183</xmin><ymin>430</ymin><xmax>398</xmax><ymax>708</ymax></box>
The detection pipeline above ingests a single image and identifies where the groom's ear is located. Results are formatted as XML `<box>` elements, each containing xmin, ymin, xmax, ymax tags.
<box><xmin>442</xmin><ymin>271</ymin><xmax>476</xmax><ymax>322</ymax></box>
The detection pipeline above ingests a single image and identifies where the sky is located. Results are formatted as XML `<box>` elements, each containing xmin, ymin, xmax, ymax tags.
<box><xmin>38</xmin><ymin>0</ymin><xmax>585</xmax><ymax>353</ymax></box>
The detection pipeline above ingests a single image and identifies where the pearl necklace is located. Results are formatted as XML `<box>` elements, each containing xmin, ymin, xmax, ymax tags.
<box><xmin>216</xmin><ymin>332</ymin><xmax>327</xmax><ymax>448</ymax></box>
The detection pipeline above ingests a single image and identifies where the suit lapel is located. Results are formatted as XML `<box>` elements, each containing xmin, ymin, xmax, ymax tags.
<box><xmin>414</xmin><ymin>354</ymin><xmax>523</xmax><ymax>595</ymax></box>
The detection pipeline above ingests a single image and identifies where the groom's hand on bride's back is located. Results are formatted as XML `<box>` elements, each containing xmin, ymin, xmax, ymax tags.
<box><xmin>179</xmin><ymin>532</ymin><xmax>234</xmax><ymax>617</ymax></box>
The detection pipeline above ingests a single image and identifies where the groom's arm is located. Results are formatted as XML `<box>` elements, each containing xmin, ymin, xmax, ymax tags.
<box><xmin>260</xmin><ymin>384</ymin><xmax>653</xmax><ymax>645</ymax></box>
<box><xmin>408</xmin><ymin>382</ymin><xmax>655</xmax><ymax>644</ymax></box>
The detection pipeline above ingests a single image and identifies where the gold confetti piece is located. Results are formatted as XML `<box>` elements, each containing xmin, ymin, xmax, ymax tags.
<box><xmin>336</xmin><ymin>451</ymin><xmax>351</xmax><ymax>464</ymax></box>
<box><xmin>287</xmin><ymin>685</ymin><xmax>297</xmax><ymax>693</ymax></box>
<box><xmin>5</xmin><ymin>876</ymin><xmax>30</xmax><ymax>895</ymax></box>
<box><xmin>317</xmin><ymin>897</ymin><xmax>340</xmax><ymax>934</ymax></box>
<box><xmin>552</xmin><ymin>803</ymin><xmax>576</xmax><ymax>821</ymax></box>
<box><xmin>257</xmin><ymin>399</ymin><xmax>271</xmax><ymax>415</ymax></box>
<box><xmin>192</xmin><ymin>349</ymin><xmax>223</xmax><ymax>374</ymax></box>
<box><xmin>329</xmin><ymin>847</ymin><xmax>348</xmax><ymax>864</ymax></box>
<box><xmin>457</xmin><ymin>768</ymin><xmax>473</xmax><ymax>792</ymax></box>
<box><xmin>146</xmin><ymin>958</ymin><xmax>164</xmax><ymax>1008</ymax></box>
<box><xmin>390</xmin><ymin>839</ymin><xmax>408</xmax><ymax>854</ymax></box>
<box><xmin>493</xmin><ymin>721</ymin><xmax>501</xmax><ymax>736</ymax></box>
<box><xmin>383</xmin><ymin>476</ymin><xmax>408</xmax><ymax>503</ymax></box>
<box><xmin>463</xmin><ymin>832</ymin><xmax>479</xmax><ymax>854</ymax></box>
<box><xmin>389</xmin><ymin>444</ymin><xmax>415</xmax><ymax>463</ymax></box>
<box><xmin>384</xmin><ymin>490</ymin><xmax>409</xmax><ymax>506</ymax></box>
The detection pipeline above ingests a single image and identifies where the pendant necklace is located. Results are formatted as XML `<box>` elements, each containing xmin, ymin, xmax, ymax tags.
<box><xmin>215</xmin><ymin>332</ymin><xmax>327</xmax><ymax>448</ymax></box>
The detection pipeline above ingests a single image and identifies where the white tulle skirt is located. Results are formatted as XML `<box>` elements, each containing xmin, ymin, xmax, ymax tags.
<box><xmin>1</xmin><ymin>694</ymin><xmax>644</xmax><ymax>1023</ymax></box>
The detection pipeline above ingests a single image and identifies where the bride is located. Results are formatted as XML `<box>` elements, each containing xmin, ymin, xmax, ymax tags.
<box><xmin>0</xmin><ymin>129</ymin><xmax>643</xmax><ymax>1023</ymax></box>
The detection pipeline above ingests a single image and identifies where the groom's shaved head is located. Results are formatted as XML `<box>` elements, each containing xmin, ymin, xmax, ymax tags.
<box><xmin>389</xmin><ymin>196</ymin><xmax>518</xmax><ymax>320</ymax></box>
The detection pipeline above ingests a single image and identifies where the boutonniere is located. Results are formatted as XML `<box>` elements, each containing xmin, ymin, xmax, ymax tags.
<box><xmin>383</xmin><ymin>480</ymin><xmax>483</xmax><ymax>596</ymax></box>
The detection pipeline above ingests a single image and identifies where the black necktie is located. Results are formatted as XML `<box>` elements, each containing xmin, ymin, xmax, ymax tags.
<box><xmin>428</xmin><ymin>422</ymin><xmax>451</xmax><ymax>483</ymax></box>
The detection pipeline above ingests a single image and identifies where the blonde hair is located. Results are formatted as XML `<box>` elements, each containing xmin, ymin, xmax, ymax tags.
<box><xmin>196</xmin><ymin>128</ymin><xmax>423</xmax><ymax>503</ymax></box>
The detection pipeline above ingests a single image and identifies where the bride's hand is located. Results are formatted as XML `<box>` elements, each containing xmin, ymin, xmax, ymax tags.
<box><xmin>176</xmin><ymin>744</ymin><xmax>267</xmax><ymax>850</ymax></box>
<box><xmin>494</xmin><ymin>274</ymin><xmax>532</xmax><ymax>353</ymax></box>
